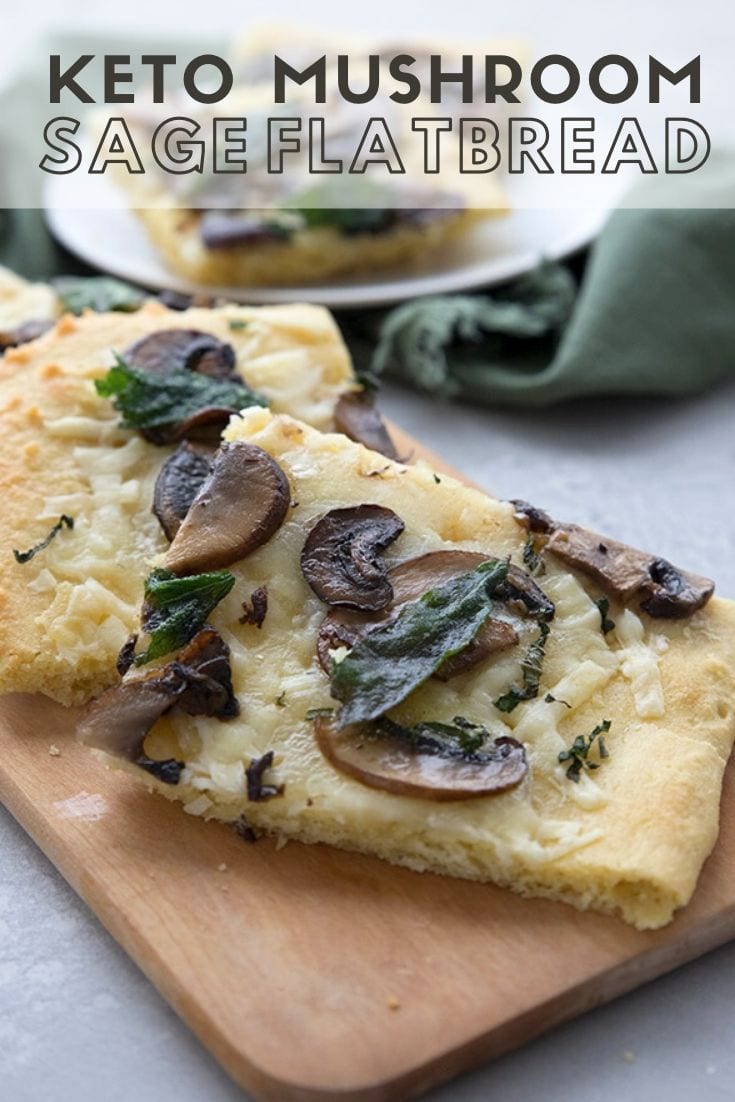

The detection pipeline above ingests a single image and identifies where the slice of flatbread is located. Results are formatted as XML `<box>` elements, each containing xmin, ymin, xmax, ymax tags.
<box><xmin>82</xmin><ymin>407</ymin><xmax>735</xmax><ymax>929</ymax></box>
<box><xmin>0</xmin><ymin>302</ymin><xmax>353</xmax><ymax>705</ymax></box>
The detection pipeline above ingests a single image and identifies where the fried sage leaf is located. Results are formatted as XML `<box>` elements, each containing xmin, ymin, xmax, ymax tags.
<box><xmin>330</xmin><ymin>559</ymin><xmax>508</xmax><ymax>728</ymax></box>
<box><xmin>95</xmin><ymin>355</ymin><xmax>266</xmax><ymax>435</ymax></box>
<box><xmin>135</xmin><ymin>566</ymin><xmax>235</xmax><ymax>665</ymax></box>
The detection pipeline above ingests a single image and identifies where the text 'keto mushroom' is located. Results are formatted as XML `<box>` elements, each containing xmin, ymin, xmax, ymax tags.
<box><xmin>165</xmin><ymin>441</ymin><xmax>290</xmax><ymax>575</ymax></box>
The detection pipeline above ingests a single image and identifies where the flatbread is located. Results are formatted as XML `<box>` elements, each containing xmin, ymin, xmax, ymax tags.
<box><xmin>85</xmin><ymin>407</ymin><xmax>735</xmax><ymax>929</ymax></box>
<box><xmin>0</xmin><ymin>302</ymin><xmax>353</xmax><ymax>705</ymax></box>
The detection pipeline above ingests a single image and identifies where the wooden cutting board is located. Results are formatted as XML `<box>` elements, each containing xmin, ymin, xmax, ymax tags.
<box><xmin>1</xmin><ymin>423</ymin><xmax>734</xmax><ymax>1102</ymax></box>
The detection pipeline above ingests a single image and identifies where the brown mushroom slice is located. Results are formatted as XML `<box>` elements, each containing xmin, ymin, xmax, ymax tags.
<box><xmin>333</xmin><ymin>391</ymin><xmax>400</xmax><ymax>460</ymax></box>
<box><xmin>124</xmin><ymin>328</ymin><xmax>237</xmax><ymax>380</ymax></box>
<box><xmin>0</xmin><ymin>318</ymin><xmax>54</xmax><ymax>353</ymax></box>
<box><xmin>316</xmin><ymin>550</ymin><xmax>520</xmax><ymax>679</ymax></box>
<box><xmin>314</xmin><ymin>716</ymin><xmax>527</xmax><ymax>801</ymax></box>
<box><xmin>546</xmin><ymin>523</ymin><xmax>714</xmax><ymax>618</ymax></box>
<box><xmin>165</xmin><ymin>441</ymin><xmax>290</xmax><ymax>574</ymax></box>
<box><xmin>78</xmin><ymin>628</ymin><xmax>238</xmax><ymax>779</ymax></box>
<box><xmin>301</xmin><ymin>505</ymin><xmax>405</xmax><ymax>611</ymax></box>
<box><xmin>153</xmin><ymin>441</ymin><xmax>216</xmax><ymax>540</ymax></box>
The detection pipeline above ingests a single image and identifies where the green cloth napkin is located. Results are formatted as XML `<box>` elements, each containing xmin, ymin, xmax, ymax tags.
<box><xmin>342</xmin><ymin>206</ymin><xmax>735</xmax><ymax>407</ymax></box>
<box><xmin>3</xmin><ymin>206</ymin><xmax>735</xmax><ymax>408</ymax></box>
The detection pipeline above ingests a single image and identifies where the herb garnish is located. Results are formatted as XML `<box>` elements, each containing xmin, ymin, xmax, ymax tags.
<box><xmin>228</xmin><ymin>319</ymin><xmax>249</xmax><ymax>332</ymax></box>
<box><xmin>95</xmin><ymin>354</ymin><xmax>266</xmax><ymax>433</ymax></box>
<box><xmin>377</xmin><ymin>715</ymin><xmax>491</xmax><ymax>758</ymax></box>
<box><xmin>135</xmin><ymin>566</ymin><xmax>235</xmax><ymax>665</ymax></box>
<box><xmin>275</xmin><ymin>691</ymin><xmax>287</xmax><ymax>708</ymax></box>
<box><xmin>136</xmin><ymin>755</ymin><xmax>185</xmax><ymax>785</ymax></box>
<box><xmin>246</xmin><ymin>750</ymin><xmax>284</xmax><ymax>801</ymax></box>
<box><xmin>596</xmin><ymin>597</ymin><xmax>615</xmax><ymax>634</ymax></box>
<box><xmin>54</xmin><ymin>276</ymin><xmax>144</xmax><ymax>315</ymax></box>
<box><xmin>522</xmin><ymin>534</ymin><xmax>545</xmax><ymax>576</ymax></box>
<box><xmin>494</xmin><ymin>620</ymin><xmax>551</xmax><ymax>714</ymax></box>
<box><xmin>305</xmin><ymin>707</ymin><xmax>335</xmax><ymax>721</ymax></box>
<box><xmin>558</xmin><ymin>719</ymin><xmax>611</xmax><ymax>782</ymax></box>
<box><xmin>13</xmin><ymin>514</ymin><xmax>74</xmax><ymax>563</ymax></box>
<box><xmin>330</xmin><ymin>559</ymin><xmax>509</xmax><ymax>728</ymax></box>
<box><xmin>545</xmin><ymin>692</ymin><xmax>571</xmax><ymax>709</ymax></box>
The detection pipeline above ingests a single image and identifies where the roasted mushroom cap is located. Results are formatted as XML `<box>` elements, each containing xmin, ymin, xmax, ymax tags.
<box><xmin>301</xmin><ymin>505</ymin><xmax>405</xmax><ymax>611</ymax></box>
<box><xmin>153</xmin><ymin>441</ymin><xmax>216</xmax><ymax>540</ymax></box>
<box><xmin>124</xmin><ymin>328</ymin><xmax>237</xmax><ymax>379</ymax></box>
<box><xmin>165</xmin><ymin>441</ymin><xmax>290</xmax><ymax>574</ymax></box>
<box><xmin>78</xmin><ymin>628</ymin><xmax>238</xmax><ymax>779</ymax></box>
<box><xmin>317</xmin><ymin>550</ymin><xmax>523</xmax><ymax>680</ymax></box>
<box><xmin>333</xmin><ymin>391</ymin><xmax>400</xmax><ymax>460</ymax></box>
<box><xmin>314</xmin><ymin>716</ymin><xmax>527</xmax><ymax>801</ymax></box>
<box><xmin>546</xmin><ymin>523</ymin><xmax>714</xmax><ymax>619</ymax></box>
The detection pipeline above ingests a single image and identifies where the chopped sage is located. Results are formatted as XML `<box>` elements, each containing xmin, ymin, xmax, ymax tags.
<box><xmin>13</xmin><ymin>514</ymin><xmax>74</xmax><ymax>564</ymax></box>
<box><xmin>330</xmin><ymin>559</ymin><xmax>509</xmax><ymax>728</ymax></box>
<box><xmin>558</xmin><ymin>719</ymin><xmax>611</xmax><ymax>782</ymax></box>
<box><xmin>376</xmin><ymin>715</ymin><xmax>491</xmax><ymax>758</ymax></box>
<box><xmin>95</xmin><ymin>354</ymin><xmax>266</xmax><ymax>433</ymax></box>
<box><xmin>305</xmin><ymin>707</ymin><xmax>336</xmax><ymax>721</ymax></box>
<box><xmin>494</xmin><ymin>620</ymin><xmax>550</xmax><ymax>714</ymax></box>
<box><xmin>135</xmin><ymin>566</ymin><xmax>235</xmax><ymax>665</ymax></box>
<box><xmin>545</xmin><ymin>692</ymin><xmax>572</xmax><ymax>708</ymax></box>
<box><xmin>596</xmin><ymin>596</ymin><xmax>616</xmax><ymax>634</ymax></box>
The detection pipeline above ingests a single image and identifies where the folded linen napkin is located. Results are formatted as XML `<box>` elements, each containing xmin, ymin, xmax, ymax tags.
<box><xmin>342</xmin><ymin>205</ymin><xmax>735</xmax><ymax>407</ymax></box>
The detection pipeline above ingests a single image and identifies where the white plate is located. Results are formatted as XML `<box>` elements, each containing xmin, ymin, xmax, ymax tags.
<box><xmin>45</xmin><ymin>177</ymin><xmax>609</xmax><ymax>310</ymax></box>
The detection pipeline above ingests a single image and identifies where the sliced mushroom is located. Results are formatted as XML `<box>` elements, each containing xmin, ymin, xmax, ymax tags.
<box><xmin>78</xmin><ymin>628</ymin><xmax>238</xmax><ymax>780</ymax></box>
<box><xmin>165</xmin><ymin>441</ymin><xmax>290</xmax><ymax>574</ymax></box>
<box><xmin>333</xmin><ymin>391</ymin><xmax>400</xmax><ymax>461</ymax></box>
<box><xmin>498</xmin><ymin>564</ymin><xmax>555</xmax><ymax>622</ymax></box>
<box><xmin>301</xmin><ymin>505</ymin><xmax>405</xmax><ymax>611</ymax></box>
<box><xmin>546</xmin><ymin>523</ymin><xmax>714</xmax><ymax>619</ymax></box>
<box><xmin>317</xmin><ymin>550</ymin><xmax>522</xmax><ymax>679</ymax></box>
<box><xmin>124</xmin><ymin>328</ymin><xmax>237</xmax><ymax>380</ymax></box>
<box><xmin>314</xmin><ymin>716</ymin><xmax>527</xmax><ymax>801</ymax></box>
<box><xmin>153</xmin><ymin>441</ymin><xmax>216</xmax><ymax>540</ymax></box>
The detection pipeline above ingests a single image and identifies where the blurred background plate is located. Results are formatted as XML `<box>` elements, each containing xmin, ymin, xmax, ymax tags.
<box><xmin>44</xmin><ymin>174</ymin><xmax>609</xmax><ymax>309</ymax></box>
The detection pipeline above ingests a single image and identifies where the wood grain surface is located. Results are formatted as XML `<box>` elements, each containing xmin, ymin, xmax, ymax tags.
<box><xmin>0</xmin><ymin>424</ymin><xmax>733</xmax><ymax>1102</ymax></box>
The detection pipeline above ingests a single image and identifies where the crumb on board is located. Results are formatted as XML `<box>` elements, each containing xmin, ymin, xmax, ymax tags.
<box><xmin>217</xmin><ymin>862</ymin><xmax>228</xmax><ymax>873</ymax></box>
<box><xmin>48</xmin><ymin>744</ymin><xmax>61</xmax><ymax>756</ymax></box>
<box><xmin>621</xmin><ymin>1050</ymin><xmax>636</xmax><ymax>1064</ymax></box>
<box><xmin>386</xmin><ymin>995</ymin><xmax>401</xmax><ymax>1011</ymax></box>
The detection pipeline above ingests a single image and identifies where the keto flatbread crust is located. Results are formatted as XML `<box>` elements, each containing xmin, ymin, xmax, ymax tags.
<box><xmin>0</xmin><ymin>302</ymin><xmax>353</xmax><ymax>705</ymax></box>
<box><xmin>91</xmin><ymin>408</ymin><xmax>735</xmax><ymax>929</ymax></box>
